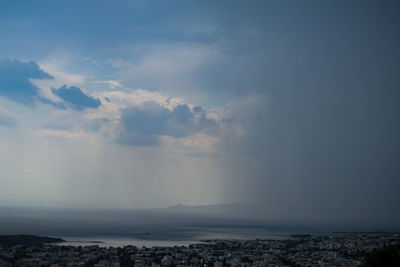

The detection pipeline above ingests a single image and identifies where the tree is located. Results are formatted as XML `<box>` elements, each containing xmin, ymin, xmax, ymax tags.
<box><xmin>361</xmin><ymin>243</ymin><xmax>400</xmax><ymax>267</ymax></box>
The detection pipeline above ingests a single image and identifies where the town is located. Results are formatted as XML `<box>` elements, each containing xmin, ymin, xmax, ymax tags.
<box><xmin>0</xmin><ymin>233</ymin><xmax>398</xmax><ymax>266</ymax></box>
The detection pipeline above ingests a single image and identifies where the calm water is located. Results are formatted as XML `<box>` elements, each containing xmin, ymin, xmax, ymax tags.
<box><xmin>57</xmin><ymin>226</ymin><xmax>293</xmax><ymax>247</ymax></box>
<box><xmin>58</xmin><ymin>236</ymin><xmax>199</xmax><ymax>247</ymax></box>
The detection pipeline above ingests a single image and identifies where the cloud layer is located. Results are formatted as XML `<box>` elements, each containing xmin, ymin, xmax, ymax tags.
<box><xmin>52</xmin><ymin>85</ymin><xmax>101</xmax><ymax>110</ymax></box>
<box><xmin>0</xmin><ymin>59</ymin><xmax>52</xmax><ymax>105</ymax></box>
<box><xmin>1</xmin><ymin>1</ymin><xmax>400</xmax><ymax>227</ymax></box>
<box><xmin>117</xmin><ymin>101</ymin><xmax>218</xmax><ymax>146</ymax></box>
<box><xmin>0</xmin><ymin>106</ymin><xmax>17</xmax><ymax>127</ymax></box>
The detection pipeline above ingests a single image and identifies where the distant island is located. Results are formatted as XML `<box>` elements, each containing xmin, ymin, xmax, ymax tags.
<box><xmin>0</xmin><ymin>235</ymin><xmax>65</xmax><ymax>247</ymax></box>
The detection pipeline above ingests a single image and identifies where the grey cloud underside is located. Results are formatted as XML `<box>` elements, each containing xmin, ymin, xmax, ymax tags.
<box><xmin>38</xmin><ymin>97</ymin><xmax>67</xmax><ymax>110</ymax></box>
<box><xmin>0</xmin><ymin>59</ymin><xmax>100</xmax><ymax>112</ymax></box>
<box><xmin>117</xmin><ymin>101</ymin><xmax>218</xmax><ymax>146</ymax></box>
<box><xmin>52</xmin><ymin>85</ymin><xmax>101</xmax><ymax>110</ymax></box>
<box><xmin>0</xmin><ymin>59</ymin><xmax>52</xmax><ymax>105</ymax></box>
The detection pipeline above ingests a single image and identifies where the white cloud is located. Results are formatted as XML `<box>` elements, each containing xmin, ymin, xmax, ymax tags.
<box><xmin>97</xmin><ymin>88</ymin><xmax>183</xmax><ymax>108</ymax></box>
<box><xmin>31</xmin><ymin>61</ymin><xmax>89</xmax><ymax>102</ymax></box>
<box><xmin>35</xmin><ymin>129</ymin><xmax>93</xmax><ymax>140</ymax></box>
<box><xmin>82</xmin><ymin>57</ymin><xmax>99</xmax><ymax>65</ymax></box>
<box><xmin>84</xmin><ymin>87</ymin><xmax>228</xmax><ymax>153</ymax></box>
<box><xmin>162</xmin><ymin>133</ymin><xmax>219</xmax><ymax>155</ymax></box>
<box><xmin>6</xmin><ymin>53</ymin><xmax>232</xmax><ymax>153</ymax></box>
<box><xmin>0</xmin><ymin>105</ymin><xmax>17</xmax><ymax>127</ymax></box>
<box><xmin>92</xmin><ymin>80</ymin><xmax>124</xmax><ymax>89</ymax></box>
<box><xmin>86</xmin><ymin>88</ymin><xmax>186</xmax><ymax>122</ymax></box>
<box><xmin>118</xmin><ymin>44</ymin><xmax>222</xmax><ymax>101</ymax></box>
<box><xmin>107</xmin><ymin>58</ymin><xmax>134</xmax><ymax>68</ymax></box>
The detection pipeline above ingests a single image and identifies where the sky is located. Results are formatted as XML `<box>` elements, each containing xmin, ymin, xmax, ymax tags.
<box><xmin>0</xmin><ymin>0</ymin><xmax>399</xmax><ymax>227</ymax></box>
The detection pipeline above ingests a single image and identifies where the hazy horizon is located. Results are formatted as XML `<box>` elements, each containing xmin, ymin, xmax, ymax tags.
<box><xmin>1</xmin><ymin>205</ymin><xmax>398</xmax><ymax>239</ymax></box>
<box><xmin>1</xmin><ymin>0</ymin><xmax>400</xmax><ymax>230</ymax></box>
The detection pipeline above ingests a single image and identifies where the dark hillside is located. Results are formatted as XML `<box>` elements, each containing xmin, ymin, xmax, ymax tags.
<box><xmin>0</xmin><ymin>235</ymin><xmax>64</xmax><ymax>247</ymax></box>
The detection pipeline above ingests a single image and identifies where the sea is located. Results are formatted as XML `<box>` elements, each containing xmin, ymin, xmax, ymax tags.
<box><xmin>0</xmin><ymin>206</ymin><xmax>363</xmax><ymax>248</ymax></box>
<box><xmin>57</xmin><ymin>226</ymin><xmax>293</xmax><ymax>247</ymax></box>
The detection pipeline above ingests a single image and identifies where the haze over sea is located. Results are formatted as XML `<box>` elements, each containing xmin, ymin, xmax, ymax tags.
<box><xmin>1</xmin><ymin>204</ymin><xmax>395</xmax><ymax>248</ymax></box>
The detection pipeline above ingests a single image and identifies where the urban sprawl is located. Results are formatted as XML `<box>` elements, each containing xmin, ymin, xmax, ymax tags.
<box><xmin>0</xmin><ymin>233</ymin><xmax>398</xmax><ymax>266</ymax></box>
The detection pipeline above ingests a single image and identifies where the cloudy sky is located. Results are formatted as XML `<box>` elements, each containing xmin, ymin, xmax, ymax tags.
<box><xmin>0</xmin><ymin>1</ymin><xmax>399</xmax><ymax>227</ymax></box>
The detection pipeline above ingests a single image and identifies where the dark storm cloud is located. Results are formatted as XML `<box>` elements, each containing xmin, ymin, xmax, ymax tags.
<box><xmin>198</xmin><ymin>1</ymin><xmax>400</xmax><ymax>225</ymax></box>
<box><xmin>52</xmin><ymin>85</ymin><xmax>101</xmax><ymax>110</ymax></box>
<box><xmin>192</xmin><ymin>106</ymin><xmax>203</xmax><ymax>113</ymax></box>
<box><xmin>117</xmin><ymin>101</ymin><xmax>218</xmax><ymax>146</ymax></box>
<box><xmin>0</xmin><ymin>59</ymin><xmax>53</xmax><ymax>105</ymax></box>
